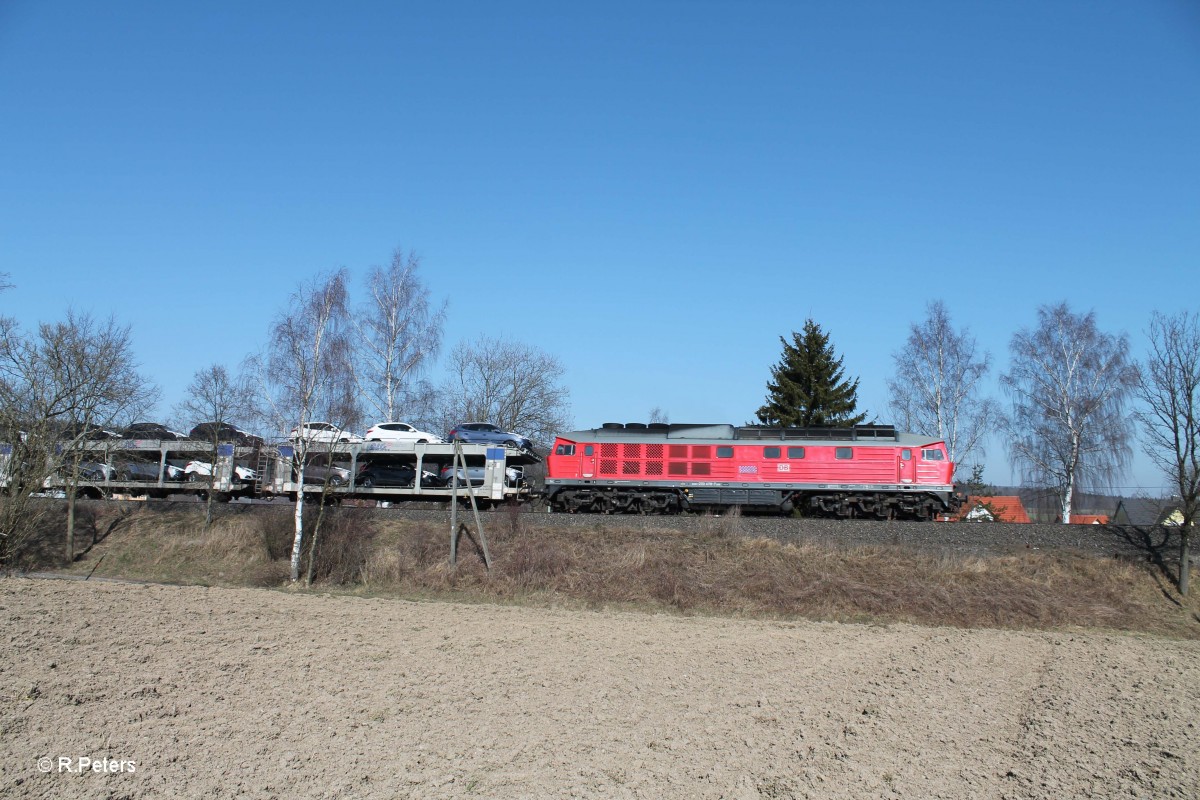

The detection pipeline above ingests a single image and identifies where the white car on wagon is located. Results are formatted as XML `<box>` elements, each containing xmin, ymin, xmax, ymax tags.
<box><xmin>288</xmin><ymin>422</ymin><xmax>364</xmax><ymax>444</ymax></box>
<box><xmin>364</xmin><ymin>421</ymin><xmax>444</xmax><ymax>444</ymax></box>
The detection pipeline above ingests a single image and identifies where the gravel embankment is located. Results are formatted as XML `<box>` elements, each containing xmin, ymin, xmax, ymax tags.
<box><xmin>114</xmin><ymin>497</ymin><xmax>1182</xmax><ymax>562</ymax></box>
<box><xmin>534</xmin><ymin>513</ymin><xmax>1176</xmax><ymax>559</ymax></box>
<box><xmin>301</xmin><ymin>501</ymin><xmax>1178</xmax><ymax>561</ymax></box>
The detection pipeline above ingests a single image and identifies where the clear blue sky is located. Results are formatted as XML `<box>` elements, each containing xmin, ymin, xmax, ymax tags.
<box><xmin>2</xmin><ymin>1</ymin><xmax>1197</xmax><ymax>493</ymax></box>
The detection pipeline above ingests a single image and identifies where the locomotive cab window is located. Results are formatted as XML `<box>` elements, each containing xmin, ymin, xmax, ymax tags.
<box><xmin>554</xmin><ymin>444</ymin><xmax>576</xmax><ymax>456</ymax></box>
<box><xmin>716</xmin><ymin>446</ymin><xmax>734</xmax><ymax>458</ymax></box>
<box><xmin>901</xmin><ymin>449</ymin><xmax>912</xmax><ymax>461</ymax></box>
<box><xmin>835</xmin><ymin>447</ymin><xmax>853</xmax><ymax>459</ymax></box>
<box><xmin>763</xmin><ymin>446</ymin><xmax>781</xmax><ymax>459</ymax></box>
<box><xmin>584</xmin><ymin>445</ymin><xmax>594</xmax><ymax>456</ymax></box>
<box><xmin>787</xmin><ymin>447</ymin><xmax>806</xmax><ymax>459</ymax></box>
<box><xmin>922</xmin><ymin>449</ymin><xmax>944</xmax><ymax>461</ymax></box>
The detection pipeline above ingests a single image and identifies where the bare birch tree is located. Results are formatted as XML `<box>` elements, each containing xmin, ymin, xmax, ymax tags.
<box><xmin>355</xmin><ymin>249</ymin><xmax>447</xmax><ymax>425</ymax></box>
<box><xmin>436</xmin><ymin>336</ymin><xmax>571</xmax><ymax>449</ymax></box>
<box><xmin>1134</xmin><ymin>310</ymin><xmax>1200</xmax><ymax>596</ymax></box>
<box><xmin>887</xmin><ymin>300</ymin><xmax>994</xmax><ymax>472</ymax></box>
<box><xmin>249</xmin><ymin>270</ymin><xmax>356</xmax><ymax>582</ymax></box>
<box><xmin>1000</xmin><ymin>303</ymin><xmax>1137</xmax><ymax>523</ymax></box>
<box><xmin>0</xmin><ymin>310</ymin><xmax>155</xmax><ymax>563</ymax></box>
<box><xmin>175</xmin><ymin>364</ymin><xmax>257</xmax><ymax>528</ymax></box>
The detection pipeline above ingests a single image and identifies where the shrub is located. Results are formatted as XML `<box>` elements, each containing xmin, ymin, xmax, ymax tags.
<box><xmin>306</xmin><ymin>508</ymin><xmax>377</xmax><ymax>585</ymax></box>
<box><xmin>0</xmin><ymin>497</ymin><xmax>66</xmax><ymax>571</ymax></box>
<box><xmin>256</xmin><ymin>507</ymin><xmax>296</xmax><ymax>561</ymax></box>
<box><xmin>504</xmin><ymin>533</ymin><xmax>572</xmax><ymax>588</ymax></box>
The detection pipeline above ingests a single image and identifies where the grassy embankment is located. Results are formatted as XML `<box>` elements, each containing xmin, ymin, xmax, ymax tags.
<box><xmin>20</xmin><ymin>501</ymin><xmax>1200</xmax><ymax>638</ymax></box>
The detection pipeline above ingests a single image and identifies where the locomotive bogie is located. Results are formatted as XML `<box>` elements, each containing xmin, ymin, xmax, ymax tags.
<box><xmin>548</xmin><ymin>486</ymin><xmax>683</xmax><ymax>515</ymax></box>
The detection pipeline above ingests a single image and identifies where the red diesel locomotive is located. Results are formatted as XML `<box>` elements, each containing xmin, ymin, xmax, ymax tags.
<box><xmin>545</xmin><ymin>423</ymin><xmax>962</xmax><ymax>520</ymax></box>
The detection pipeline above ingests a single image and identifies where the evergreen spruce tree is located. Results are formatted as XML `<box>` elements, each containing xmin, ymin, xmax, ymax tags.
<box><xmin>756</xmin><ymin>319</ymin><xmax>867</xmax><ymax>427</ymax></box>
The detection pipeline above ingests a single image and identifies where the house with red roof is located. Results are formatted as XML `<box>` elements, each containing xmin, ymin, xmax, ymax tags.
<box><xmin>1067</xmin><ymin>514</ymin><xmax>1109</xmax><ymax>525</ymax></box>
<box><xmin>951</xmin><ymin>495</ymin><xmax>1032</xmax><ymax>523</ymax></box>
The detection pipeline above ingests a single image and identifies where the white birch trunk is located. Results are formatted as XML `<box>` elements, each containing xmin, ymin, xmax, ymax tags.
<box><xmin>289</xmin><ymin>487</ymin><xmax>306</xmax><ymax>581</ymax></box>
<box><xmin>1061</xmin><ymin>477</ymin><xmax>1073</xmax><ymax>524</ymax></box>
<box><xmin>1062</xmin><ymin>432</ymin><xmax>1083</xmax><ymax>524</ymax></box>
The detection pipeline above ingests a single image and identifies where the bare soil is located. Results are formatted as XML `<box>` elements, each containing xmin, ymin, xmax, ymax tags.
<box><xmin>2</xmin><ymin>576</ymin><xmax>1198</xmax><ymax>799</ymax></box>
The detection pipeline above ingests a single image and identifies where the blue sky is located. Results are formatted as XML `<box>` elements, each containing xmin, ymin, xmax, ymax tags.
<box><xmin>2</xmin><ymin>1</ymin><xmax>1197</xmax><ymax>493</ymax></box>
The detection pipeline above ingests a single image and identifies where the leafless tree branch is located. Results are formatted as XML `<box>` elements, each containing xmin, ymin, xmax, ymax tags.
<box><xmin>354</xmin><ymin>249</ymin><xmax>447</xmax><ymax>425</ymax></box>
<box><xmin>436</xmin><ymin>336</ymin><xmax>571</xmax><ymax>448</ymax></box>
<box><xmin>887</xmin><ymin>300</ymin><xmax>995</xmax><ymax>473</ymax></box>
<box><xmin>1000</xmin><ymin>302</ymin><xmax>1136</xmax><ymax>522</ymax></box>
<box><xmin>1134</xmin><ymin>310</ymin><xmax>1200</xmax><ymax>594</ymax></box>
<box><xmin>0</xmin><ymin>311</ymin><xmax>156</xmax><ymax>563</ymax></box>
<box><xmin>248</xmin><ymin>270</ymin><xmax>356</xmax><ymax>582</ymax></box>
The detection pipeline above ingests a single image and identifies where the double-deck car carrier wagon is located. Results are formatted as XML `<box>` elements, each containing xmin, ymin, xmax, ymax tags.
<box><xmin>1</xmin><ymin>437</ymin><xmax>536</xmax><ymax>507</ymax></box>
<box><xmin>0</xmin><ymin>437</ymin><xmax>261</xmax><ymax>500</ymax></box>
<box><xmin>269</xmin><ymin>440</ymin><xmax>535</xmax><ymax>506</ymax></box>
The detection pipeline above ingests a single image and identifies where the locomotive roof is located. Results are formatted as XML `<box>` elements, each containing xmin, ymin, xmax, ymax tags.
<box><xmin>562</xmin><ymin>423</ymin><xmax>944</xmax><ymax>448</ymax></box>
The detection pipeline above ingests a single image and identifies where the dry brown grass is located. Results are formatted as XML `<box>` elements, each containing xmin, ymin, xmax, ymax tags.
<box><xmin>53</xmin><ymin>506</ymin><xmax>1200</xmax><ymax>638</ymax></box>
<box><xmin>55</xmin><ymin>504</ymin><xmax>289</xmax><ymax>587</ymax></box>
<box><xmin>1</xmin><ymin>497</ymin><xmax>73</xmax><ymax>570</ymax></box>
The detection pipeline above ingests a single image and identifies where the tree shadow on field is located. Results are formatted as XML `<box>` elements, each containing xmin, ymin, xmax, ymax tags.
<box><xmin>77</xmin><ymin>501</ymin><xmax>139</xmax><ymax>556</ymax></box>
<box><xmin>1104</xmin><ymin>523</ymin><xmax>1183</xmax><ymax>606</ymax></box>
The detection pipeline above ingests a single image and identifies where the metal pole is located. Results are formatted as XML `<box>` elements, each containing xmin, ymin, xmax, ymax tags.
<box><xmin>448</xmin><ymin>440</ymin><xmax>491</xmax><ymax>570</ymax></box>
<box><xmin>449</xmin><ymin>442</ymin><xmax>460</xmax><ymax>565</ymax></box>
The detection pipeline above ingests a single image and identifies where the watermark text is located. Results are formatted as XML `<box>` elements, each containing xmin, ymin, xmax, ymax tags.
<box><xmin>38</xmin><ymin>756</ymin><xmax>137</xmax><ymax>774</ymax></box>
